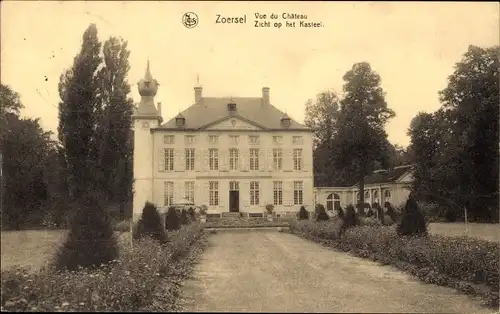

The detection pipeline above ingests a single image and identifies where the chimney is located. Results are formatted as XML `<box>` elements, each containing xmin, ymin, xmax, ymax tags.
<box><xmin>262</xmin><ymin>87</ymin><xmax>270</xmax><ymax>105</ymax></box>
<box><xmin>194</xmin><ymin>86</ymin><xmax>202</xmax><ymax>103</ymax></box>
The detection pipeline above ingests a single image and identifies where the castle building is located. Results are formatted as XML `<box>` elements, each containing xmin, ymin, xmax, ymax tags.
<box><xmin>132</xmin><ymin>62</ymin><xmax>314</xmax><ymax>221</ymax></box>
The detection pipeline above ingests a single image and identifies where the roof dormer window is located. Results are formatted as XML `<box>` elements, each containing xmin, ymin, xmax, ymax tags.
<box><xmin>175</xmin><ymin>113</ymin><xmax>185</xmax><ymax>127</ymax></box>
<box><xmin>227</xmin><ymin>103</ymin><xmax>237</xmax><ymax>113</ymax></box>
<box><xmin>281</xmin><ymin>113</ymin><xmax>291</xmax><ymax>128</ymax></box>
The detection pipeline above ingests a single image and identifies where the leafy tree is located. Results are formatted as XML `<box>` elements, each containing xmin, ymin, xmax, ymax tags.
<box><xmin>397</xmin><ymin>194</ymin><xmax>427</xmax><ymax>237</ymax></box>
<box><xmin>93</xmin><ymin>37</ymin><xmax>134</xmax><ymax>217</ymax></box>
<box><xmin>333</xmin><ymin>62</ymin><xmax>395</xmax><ymax>204</ymax></box>
<box><xmin>56</xmin><ymin>24</ymin><xmax>118</xmax><ymax>269</ymax></box>
<box><xmin>408</xmin><ymin>45</ymin><xmax>499</xmax><ymax>221</ymax></box>
<box><xmin>1</xmin><ymin>85</ymin><xmax>54</xmax><ymax>229</ymax></box>
<box><xmin>304</xmin><ymin>91</ymin><xmax>353</xmax><ymax>186</ymax></box>
<box><xmin>136</xmin><ymin>202</ymin><xmax>166</xmax><ymax>242</ymax></box>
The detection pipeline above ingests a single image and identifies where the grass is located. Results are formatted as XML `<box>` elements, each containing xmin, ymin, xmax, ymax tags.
<box><xmin>1</xmin><ymin>230</ymin><xmax>131</xmax><ymax>272</ymax></box>
<box><xmin>428</xmin><ymin>222</ymin><xmax>499</xmax><ymax>242</ymax></box>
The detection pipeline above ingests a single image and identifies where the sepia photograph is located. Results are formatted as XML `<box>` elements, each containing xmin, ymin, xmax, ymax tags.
<box><xmin>0</xmin><ymin>1</ymin><xmax>499</xmax><ymax>312</ymax></box>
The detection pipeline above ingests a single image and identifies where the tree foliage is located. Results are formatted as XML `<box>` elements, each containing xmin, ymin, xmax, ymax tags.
<box><xmin>408</xmin><ymin>45</ymin><xmax>499</xmax><ymax>222</ymax></box>
<box><xmin>397</xmin><ymin>194</ymin><xmax>428</xmax><ymax>237</ymax></box>
<box><xmin>333</xmin><ymin>62</ymin><xmax>395</xmax><ymax>202</ymax></box>
<box><xmin>1</xmin><ymin>85</ymin><xmax>56</xmax><ymax>229</ymax></box>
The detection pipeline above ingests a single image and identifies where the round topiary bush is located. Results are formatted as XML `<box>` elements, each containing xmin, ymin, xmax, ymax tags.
<box><xmin>165</xmin><ymin>206</ymin><xmax>181</xmax><ymax>231</ymax></box>
<box><xmin>298</xmin><ymin>206</ymin><xmax>309</xmax><ymax>220</ymax></box>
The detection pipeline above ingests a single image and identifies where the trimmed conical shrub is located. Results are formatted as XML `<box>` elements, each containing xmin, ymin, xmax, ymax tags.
<box><xmin>188</xmin><ymin>207</ymin><xmax>196</xmax><ymax>221</ymax></box>
<box><xmin>384</xmin><ymin>202</ymin><xmax>398</xmax><ymax>223</ymax></box>
<box><xmin>165</xmin><ymin>206</ymin><xmax>181</xmax><ymax>231</ymax></box>
<box><xmin>340</xmin><ymin>204</ymin><xmax>359</xmax><ymax>235</ymax></box>
<box><xmin>336</xmin><ymin>206</ymin><xmax>345</xmax><ymax>219</ymax></box>
<box><xmin>298</xmin><ymin>206</ymin><xmax>309</xmax><ymax>220</ymax></box>
<box><xmin>180</xmin><ymin>208</ymin><xmax>189</xmax><ymax>225</ymax></box>
<box><xmin>315</xmin><ymin>204</ymin><xmax>329</xmax><ymax>221</ymax></box>
<box><xmin>54</xmin><ymin>192</ymin><xmax>118</xmax><ymax>271</ymax></box>
<box><xmin>372</xmin><ymin>203</ymin><xmax>385</xmax><ymax>224</ymax></box>
<box><xmin>136</xmin><ymin>202</ymin><xmax>166</xmax><ymax>243</ymax></box>
<box><xmin>397</xmin><ymin>195</ymin><xmax>428</xmax><ymax>236</ymax></box>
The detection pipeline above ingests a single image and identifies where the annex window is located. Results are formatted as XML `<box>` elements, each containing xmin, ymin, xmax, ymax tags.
<box><xmin>185</xmin><ymin>135</ymin><xmax>196</xmax><ymax>144</ymax></box>
<box><xmin>249</xmin><ymin>135</ymin><xmax>259</xmax><ymax>144</ymax></box>
<box><xmin>273</xmin><ymin>136</ymin><xmax>283</xmax><ymax>145</ymax></box>
<box><xmin>273</xmin><ymin>148</ymin><xmax>282</xmax><ymax>170</ymax></box>
<box><xmin>292</xmin><ymin>136</ymin><xmax>303</xmax><ymax>144</ymax></box>
<box><xmin>229</xmin><ymin>135</ymin><xmax>240</xmax><ymax>145</ymax></box>
<box><xmin>209</xmin><ymin>135</ymin><xmax>219</xmax><ymax>144</ymax></box>
<box><xmin>163</xmin><ymin>135</ymin><xmax>174</xmax><ymax>144</ymax></box>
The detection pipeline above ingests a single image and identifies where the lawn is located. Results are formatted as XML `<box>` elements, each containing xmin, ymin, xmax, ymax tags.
<box><xmin>0</xmin><ymin>230</ymin><xmax>130</xmax><ymax>272</ymax></box>
<box><xmin>429</xmin><ymin>222</ymin><xmax>499</xmax><ymax>242</ymax></box>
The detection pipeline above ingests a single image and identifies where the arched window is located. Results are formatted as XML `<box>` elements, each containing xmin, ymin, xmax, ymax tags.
<box><xmin>384</xmin><ymin>189</ymin><xmax>391</xmax><ymax>202</ymax></box>
<box><xmin>373</xmin><ymin>190</ymin><xmax>379</xmax><ymax>204</ymax></box>
<box><xmin>327</xmin><ymin>193</ymin><xmax>341</xmax><ymax>211</ymax></box>
<box><xmin>364</xmin><ymin>191</ymin><xmax>370</xmax><ymax>200</ymax></box>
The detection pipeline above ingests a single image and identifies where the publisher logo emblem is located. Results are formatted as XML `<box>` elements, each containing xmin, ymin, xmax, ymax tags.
<box><xmin>183</xmin><ymin>12</ymin><xmax>198</xmax><ymax>28</ymax></box>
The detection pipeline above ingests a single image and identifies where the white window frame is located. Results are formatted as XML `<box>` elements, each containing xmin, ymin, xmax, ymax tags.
<box><xmin>185</xmin><ymin>148</ymin><xmax>195</xmax><ymax>171</ymax></box>
<box><xmin>250</xmin><ymin>148</ymin><xmax>259</xmax><ymax>171</ymax></box>
<box><xmin>164</xmin><ymin>181</ymin><xmax>174</xmax><ymax>206</ymax></box>
<box><xmin>229</xmin><ymin>148</ymin><xmax>239</xmax><ymax>171</ymax></box>
<box><xmin>293</xmin><ymin>181</ymin><xmax>303</xmax><ymax>205</ymax></box>
<box><xmin>185</xmin><ymin>181</ymin><xmax>195</xmax><ymax>203</ymax></box>
<box><xmin>209</xmin><ymin>148</ymin><xmax>219</xmax><ymax>171</ymax></box>
<box><xmin>273</xmin><ymin>181</ymin><xmax>283</xmax><ymax>205</ymax></box>
<box><xmin>164</xmin><ymin>148</ymin><xmax>174</xmax><ymax>171</ymax></box>
<box><xmin>273</xmin><ymin>148</ymin><xmax>282</xmax><ymax>170</ymax></box>
<box><xmin>293</xmin><ymin>148</ymin><xmax>303</xmax><ymax>171</ymax></box>
<box><xmin>250</xmin><ymin>181</ymin><xmax>260</xmax><ymax>205</ymax></box>
<box><xmin>209</xmin><ymin>181</ymin><xmax>219</xmax><ymax>206</ymax></box>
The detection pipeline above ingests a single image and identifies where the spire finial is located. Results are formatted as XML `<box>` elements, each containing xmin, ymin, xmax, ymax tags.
<box><xmin>145</xmin><ymin>59</ymin><xmax>153</xmax><ymax>81</ymax></box>
<box><xmin>196</xmin><ymin>74</ymin><xmax>200</xmax><ymax>86</ymax></box>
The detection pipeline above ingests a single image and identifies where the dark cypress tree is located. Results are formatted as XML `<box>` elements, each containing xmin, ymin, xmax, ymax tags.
<box><xmin>397</xmin><ymin>195</ymin><xmax>428</xmax><ymax>236</ymax></box>
<box><xmin>165</xmin><ymin>206</ymin><xmax>181</xmax><ymax>231</ymax></box>
<box><xmin>384</xmin><ymin>201</ymin><xmax>398</xmax><ymax>223</ymax></box>
<box><xmin>55</xmin><ymin>24</ymin><xmax>118</xmax><ymax>270</ymax></box>
<box><xmin>136</xmin><ymin>202</ymin><xmax>166</xmax><ymax>242</ymax></box>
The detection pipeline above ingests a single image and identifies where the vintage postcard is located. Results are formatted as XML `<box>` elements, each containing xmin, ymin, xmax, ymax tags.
<box><xmin>1</xmin><ymin>1</ymin><xmax>498</xmax><ymax>313</ymax></box>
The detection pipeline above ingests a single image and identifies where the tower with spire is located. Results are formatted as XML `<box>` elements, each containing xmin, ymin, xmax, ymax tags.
<box><xmin>132</xmin><ymin>61</ymin><xmax>162</xmax><ymax>224</ymax></box>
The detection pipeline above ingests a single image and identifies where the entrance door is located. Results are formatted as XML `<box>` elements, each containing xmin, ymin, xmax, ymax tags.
<box><xmin>229</xmin><ymin>191</ymin><xmax>240</xmax><ymax>212</ymax></box>
<box><xmin>229</xmin><ymin>181</ymin><xmax>240</xmax><ymax>212</ymax></box>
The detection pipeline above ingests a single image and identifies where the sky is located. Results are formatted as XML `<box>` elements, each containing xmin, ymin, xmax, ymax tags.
<box><xmin>1</xmin><ymin>1</ymin><xmax>498</xmax><ymax>147</ymax></box>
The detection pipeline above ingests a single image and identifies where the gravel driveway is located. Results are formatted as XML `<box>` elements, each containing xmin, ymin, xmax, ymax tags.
<box><xmin>179</xmin><ymin>230</ymin><xmax>492</xmax><ymax>313</ymax></box>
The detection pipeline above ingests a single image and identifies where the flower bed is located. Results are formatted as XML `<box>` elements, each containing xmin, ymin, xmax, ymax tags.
<box><xmin>289</xmin><ymin>220</ymin><xmax>499</xmax><ymax>308</ymax></box>
<box><xmin>1</xmin><ymin>223</ymin><xmax>207</xmax><ymax>312</ymax></box>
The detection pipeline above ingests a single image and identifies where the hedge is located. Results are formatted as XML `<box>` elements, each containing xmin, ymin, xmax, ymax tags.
<box><xmin>289</xmin><ymin>220</ymin><xmax>499</xmax><ymax>308</ymax></box>
<box><xmin>1</xmin><ymin>223</ymin><xmax>207</xmax><ymax>312</ymax></box>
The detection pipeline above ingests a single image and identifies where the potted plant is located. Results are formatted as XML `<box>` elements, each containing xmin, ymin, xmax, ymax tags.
<box><xmin>199</xmin><ymin>205</ymin><xmax>208</xmax><ymax>223</ymax></box>
<box><xmin>265</xmin><ymin>204</ymin><xmax>274</xmax><ymax>222</ymax></box>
